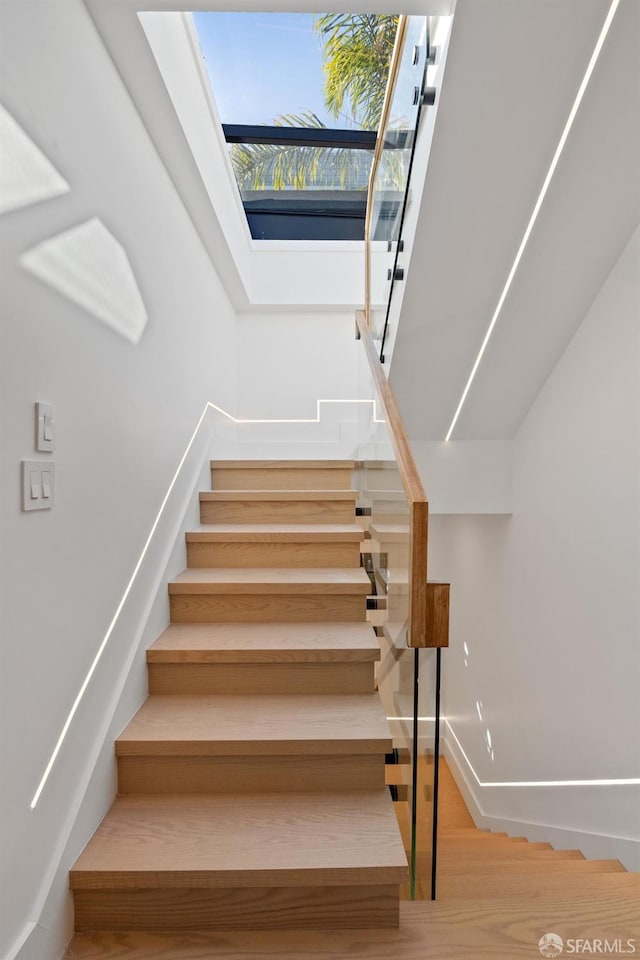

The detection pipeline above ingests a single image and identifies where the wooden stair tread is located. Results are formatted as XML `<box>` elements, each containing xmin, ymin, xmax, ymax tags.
<box><xmin>211</xmin><ymin>461</ymin><xmax>355</xmax><ymax>470</ymax></box>
<box><xmin>200</xmin><ymin>490</ymin><xmax>358</xmax><ymax>501</ymax></box>
<box><xmin>438</xmin><ymin>828</ymin><xmax>507</xmax><ymax>835</ymax></box>
<box><xmin>70</xmin><ymin>792</ymin><xmax>408</xmax><ymax>888</ymax></box>
<box><xmin>64</xmin><ymin>895</ymin><xmax>640</xmax><ymax>958</ymax></box>
<box><xmin>439</xmin><ymin>835</ymin><xmax>528</xmax><ymax>844</ymax></box>
<box><xmin>169</xmin><ymin>567</ymin><xmax>371</xmax><ymax>595</ymax></box>
<box><xmin>187</xmin><ymin>524</ymin><xmax>363</xmax><ymax>542</ymax></box>
<box><xmin>436</xmin><ymin>846</ymin><xmax>584</xmax><ymax>861</ymax></box>
<box><xmin>437</xmin><ymin>858</ymin><xmax>626</xmax><ymax>874</ymax></box>
<box><xmin>438</xmin><ymin>829</ymin><xmax>527</xmax><ymax>842</ymax></box>
<box><xmin>117</xmin><ymin>693</ymin><xmax>391</xmax><ymax>756</ymax></box>
<box><xmin>437</xmin><ymin>871</ymin><xmax>640</xmax><ymax>898</ymax></box>
<box><xmin>148</xmin><ymin>623</ymin><xmax>380</xmax><ymax>663</ymax></box>
<box><xmin>369</xmin><ymin>523</ymin><xmax>410</xmax><ymax>538</ymax></box>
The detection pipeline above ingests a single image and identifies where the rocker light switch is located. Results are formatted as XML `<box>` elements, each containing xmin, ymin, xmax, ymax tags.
<box><xmin>30</xmin><ymin>471</ymin><xmax>41</xmax><ymax>499</ymax></box>
<box><xmin>22</xmin><ymin>461</ymin><xmax>55</xmax><ymax>511</ymax></box>
<box><xmin>36</xmin><ymin>402</ymin><xmax>55</xmax><ymax>452</ymax></box>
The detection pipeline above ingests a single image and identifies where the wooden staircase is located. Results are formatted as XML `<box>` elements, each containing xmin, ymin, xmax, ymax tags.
<box><xmin>65</xmin><ymin>459</ymin><xmax>638</xmax><ymax>958</ymax></box>
<box><xmin>68</xmin><ymin>461</ymin><xmax>408</xmax><ymax>937</ymax></box>
<box><xmin>66</xmin><ymin>755</ymin><xmax>639</xmax><ymax>958</ymax></box>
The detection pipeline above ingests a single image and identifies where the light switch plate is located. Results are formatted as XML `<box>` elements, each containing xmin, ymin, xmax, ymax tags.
<box><xmin>36</xmin><ymin>402</ymin><xmax>55</xmax><ymax>452</ymax></box>
<box><xmin>22</xmin><ymin>460</ymin><xmax>55</xmax><ymax>511</ymax></box>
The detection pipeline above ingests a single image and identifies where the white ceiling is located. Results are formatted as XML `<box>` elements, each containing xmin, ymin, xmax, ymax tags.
<box><xmin>389</xmin><ymin>0</ymin><xmax>640</xmax><ymax>441</ymax></box>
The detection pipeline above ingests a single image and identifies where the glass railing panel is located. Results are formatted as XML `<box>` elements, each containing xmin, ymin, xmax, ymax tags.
<box><xmin>354</xmin><ymin>327</ymin><xmax>438</xmax><ymax>899</ymax></box>
<box><xmin>367</xmin><ymin>16</ymin><xmax>428</xmax><ymax>341</ymax></box>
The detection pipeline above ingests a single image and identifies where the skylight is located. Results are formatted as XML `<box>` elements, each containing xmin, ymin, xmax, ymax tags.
<box><xmin>190</xmin><ymin>13</ymin><xmax>398</xmax><ymax>241</ymax></box>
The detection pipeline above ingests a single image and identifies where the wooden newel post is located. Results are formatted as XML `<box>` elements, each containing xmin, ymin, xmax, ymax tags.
<box><xmin>423</xmin><ymin>581</ymin><xmax>450</xmax><ymax>648</ymax></box>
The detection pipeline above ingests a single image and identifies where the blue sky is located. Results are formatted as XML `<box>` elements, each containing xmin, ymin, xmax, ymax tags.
<box><xmin>192</xmin><ymin>12</ymin><xmax>342</xmax><ymax>128</ymax></box>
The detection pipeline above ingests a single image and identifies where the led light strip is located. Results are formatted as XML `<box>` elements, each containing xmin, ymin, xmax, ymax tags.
<box><xmin>386</xmin><ymin>716</ymin><xmax>639</xmax><ymax>786</ymax></box>
<box><xmin>387</xmin><ymin>715</ymin><xmax>436</xmax><ymax>722</ymax></box>
<box><xmin>445</xmin><ymin>719</ymin><xmax>640</xmax><ymax>787</ymax></box>
<box><xmin>445</xmin><ymin>0</ymin><xmax>621</xmax><ymax>442</ymax></box>
<box><xmin>30</xmin><ymin>397</ymin><xmax>385</xmax><ymax>809</ymax></box>
<box><xmin>233</xmin><ymin>398</ymin><xmax>386</xmax><ymax>425</ymax></box>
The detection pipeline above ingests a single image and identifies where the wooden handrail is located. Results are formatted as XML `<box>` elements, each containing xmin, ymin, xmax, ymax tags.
<box><xmin>356</xmin><ymin>311</ymin><xmax>425</xmax><ymax>502</ymax></box>
<box><xmin>364</xmin><ymin>15</ymin><xmax>409</xmax><ymax>326</ymax></box>
<box><xmin>356</xmin><ymin>311</ymin><xmax>432</xmax><ymax>648</ymax></box>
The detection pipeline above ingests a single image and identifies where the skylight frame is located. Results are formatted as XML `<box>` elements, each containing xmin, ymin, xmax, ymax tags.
<box><xmin>136</xmin><ymin>8</ymin><xmax>371</xmax><ymax>309</ymax></box>
<box><xmin>180</xmin><ymin>10</ymin><xmax>255</xmax><ymax>243</ymax></box>
<box><xmin>187</xmin><ymin>11</ymin><xmax>403</xmax><ymax>242</ymax></box>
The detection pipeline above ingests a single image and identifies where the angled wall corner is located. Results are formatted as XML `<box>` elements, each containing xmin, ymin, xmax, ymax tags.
<box><xmin>20</xmin><ymin>217</ymin><xmax>148</xmax><ymax>345</ymax></box>
<box><xmin>0</xmin><ymin>103</ymin><xmax>70</xmax><ymax>214</ymax></box>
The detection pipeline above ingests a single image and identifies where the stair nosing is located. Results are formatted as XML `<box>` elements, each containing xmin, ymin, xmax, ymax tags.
<box><xmin>116</xmin><ymin>693</ymin><xmax>392</xmax><ymax>756</ymax></box>
<box><xmin>186</xmin><ymin>524</ymin><xmax>363</xmax><ymax>543</ymax></box>
<box><xmin>116</xmin><ymin>738</ymin><xmax>391</xmax><ymax>756</ymax></box>
<box><xmin>211</xmin><ymin>461</ymin><xmax>355</xmax><ymax>470</ymax></box>
<box><xmin>168</xmin><ymin>567</ymin><xmax>371</xmax><ymax>596</ymax></box>
<box><xmin>200</xmin><ymin>490</ymin><xmax>358</xmax><ymax>501</ymax></box>
<box><xmin>147</xmin><ymin>623</ymin><xmax>381</xmax><ymax>663</ymax></box>
<box><xmin>70</xmin><ymin>791</ymin><xmax>408</xmax><ymax>889</ymax></box>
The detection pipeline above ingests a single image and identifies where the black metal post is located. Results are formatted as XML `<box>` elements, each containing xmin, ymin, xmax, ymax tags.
<box><xmin>430</xmin><ymin>647</ymin><xmax>442</xmax><ymax>900</ymax></box>
<box><xmin>410</xmin><ymin>646</ymin><xmax>420</xmax><ymax>899</ymax></box>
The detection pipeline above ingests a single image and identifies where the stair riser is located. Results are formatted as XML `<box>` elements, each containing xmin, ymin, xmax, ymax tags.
<box><xmin>187</xmin><ymin>541</ymin><xmax>361</xmax><ymax>569</ymax></box>
<box><xmin>170</xmin><ymin>594</ymin><xmax>367</xmax><ymax>623</ymax></box>
<box><xmin>211</xmin><ymin>468</ymin><xmax>353</xmax><ymax>490</ymax></box>
<box><xmin>200</xmin><ymin>501</ymin><xmax>355</xmax><ymax>524</ymax></box>
<box><xmin>369</xmin><ymin>544</ymin><xmax>408</xmax><ymax>567</ymax></box>
<box><xmin>148</xmin><ymin>662</ymin><xmax>375</xmax><ymax>695</ymax></box>
<box><xmin>367</xmin><ymin>608</ymin><xmax>387</xmax><ymax>627</ymax></box>
<box><xmin>73</xmin><ymin>884</ymin><xmax>399</xmax><ymax>931</ymax></box>
<box><xmin>360</xmin><ymin>472</ymin><xmax>405</xmax><ymax>492</ymax></box>
<box><xmin>117</xmin><ymin>754</ymin><xmax>385</xmax><ymax>794</ymax></box>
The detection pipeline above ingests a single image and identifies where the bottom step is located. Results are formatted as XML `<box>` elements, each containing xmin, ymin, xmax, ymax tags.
<box><xmin>64</xmin><ymin>895</ymin><xmax>640</xmax><ymax>958</ymax></box>
<box><xmin>70</xmin><ymin>792</ymin><xmax>407</xmax><ymax>931</ymax></box>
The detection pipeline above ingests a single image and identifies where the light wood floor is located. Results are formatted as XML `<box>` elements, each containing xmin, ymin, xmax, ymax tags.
<box><xmin>65</xmin><ymin>895</ymin><xmax>640</xmax><ymax>960</ymax></box>
<box><xmin>67</xmin><ymin>756</ymin><xmax>639</xmax><ymax>958</ymax></box>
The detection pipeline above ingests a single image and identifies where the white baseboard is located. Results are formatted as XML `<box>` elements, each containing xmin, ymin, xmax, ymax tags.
<box><xmin>441</xmin><ymin>729</ymin><xmax>640</xmax><ymax>872</ymax></box>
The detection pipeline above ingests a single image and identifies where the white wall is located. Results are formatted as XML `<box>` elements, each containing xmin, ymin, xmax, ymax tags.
<box><xmin>429</xmin><ymin>227</ymin><xmax>640</xmax><ymax>868</ymax></box>
<box><xmin>411</xmin><ymin>440</ymin><xmax>511</xmax><ymax>514</ymax></box>
<box><xmin>236</xmin><ymin>311</ymin><xmax>359</xmax><ymax>419</ymax></box>
<box><xmin>0</xmin><ymin>2</ymin><xmax>238</xmax><ymax>956</ymax></box>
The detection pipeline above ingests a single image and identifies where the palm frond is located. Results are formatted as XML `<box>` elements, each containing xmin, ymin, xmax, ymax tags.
<box><xmin>314</xmin><ymin>14</ymin><xmax>398</xmax><ymax>129</ymax></box>
<box><xmin>230</xmin><ymin>113</ymin><xmax>374</xmax><ymax>191</ymax></box>
<box><xmin>228</xmin><ymin>17</ymin><xmax>403</xmax><ymax>193</ymax></box>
